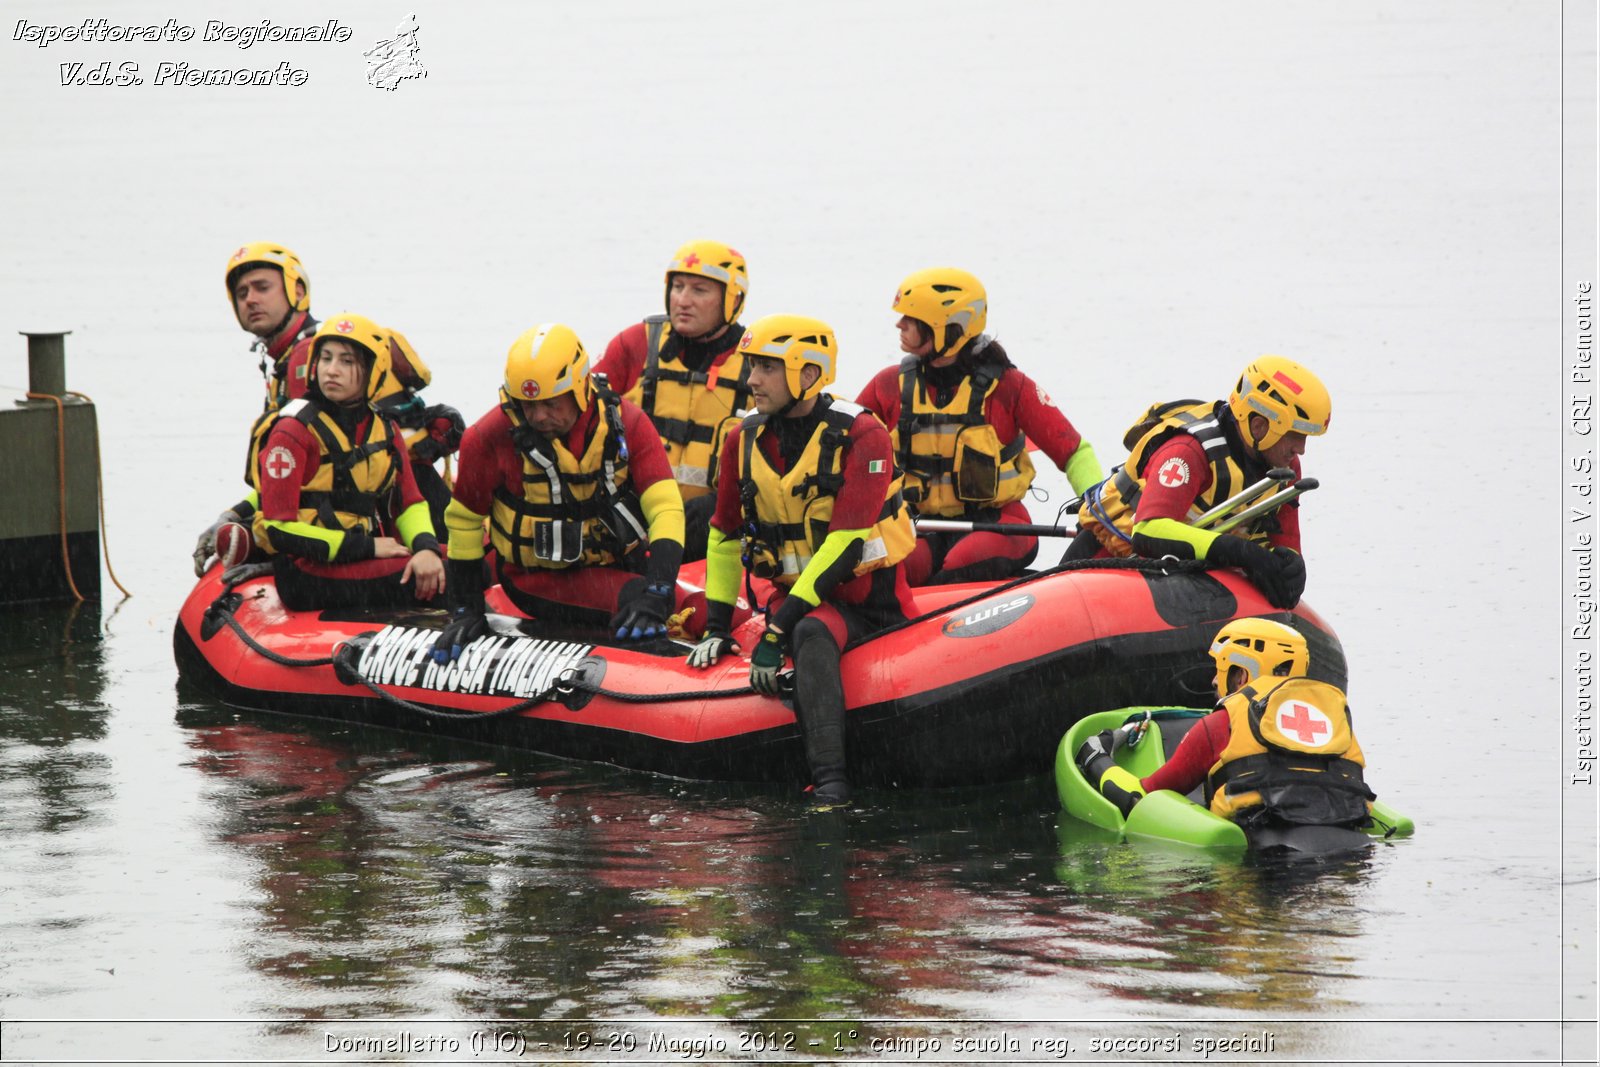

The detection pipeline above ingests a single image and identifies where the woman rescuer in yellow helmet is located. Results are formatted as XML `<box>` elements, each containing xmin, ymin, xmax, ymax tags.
<box><xmin>1075</xmin><ymin>617</ymin><xmax>1376</xmax><ymax>831</ymax></box>
<box><xmin>685</xmin><ymin>315</ymin><xmax>920</xmax><ymax>807</ymax></box>
<box><xmin>428</xmin><ymin>324</ymin><xmax>702</xmax><ymax>664</ymax></box>
<box><xmin>856</xmin><ymin>268</ymin><xmax>1105</xmax><ymax>585</ymax></box>
<box><xmin>594</xmin><ymin>240</ymin><xmax>754</xmax><ymax>563</ymax></box>
<box><xmin>249</xmin><ymin>314</ymin><xmax>445</xmax><ymax>611</ymax></box>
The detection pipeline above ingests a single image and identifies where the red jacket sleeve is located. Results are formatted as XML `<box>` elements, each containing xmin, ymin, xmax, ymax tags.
<box><xmin>1141</xmin><ymin>709</ymin><xmax>1229</xmax><ymax>795</ymax></box>
<box><xmin>448</xmin><ymin>406</ymin><xmax>521</xmax><ymax>517</ymax></box>
<box><xmin>829</xmin><ymin>411</ymin><xmax>896</xmax><ymax>529</ymax></box>
<box><xmin>1131</xmin><ymin>435</ymin><xmax>1215</xmax><ymax>524</ymax></box>
<box><xmin>594</xmin><ymin>323</ymin><xmax>647</xmax><ymax>396</ymax></box>
<box><xmin>257</xmin><ymin>418</ymin><xmax>322</xmax><ymax>520</ymax></box>
<box><xmin>710</xmin><ymin>425</ymin><xmax>745</xmax><ymax>535</ymax></box>
<box><xmin>996</xmin><ymin>368</ymin><xmax>1083</xmax><ymax>469</ymax></box>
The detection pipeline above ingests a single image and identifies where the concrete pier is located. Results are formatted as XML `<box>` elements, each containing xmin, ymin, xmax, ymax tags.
<box><xmin>1</xmin><ymin>332</ymin><xmax>101</xmax><ymax>603</ymax></box>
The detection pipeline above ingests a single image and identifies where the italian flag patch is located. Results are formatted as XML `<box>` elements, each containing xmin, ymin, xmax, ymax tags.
<box><xmin>867</xmin><ymin>460</ymin><xmax>885</xmax><ymax>474</ymax></box>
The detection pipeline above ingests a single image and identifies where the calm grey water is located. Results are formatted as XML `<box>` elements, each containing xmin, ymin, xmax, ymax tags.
<box><xmin>2</xmin><ymin>1</ymin><xmax>1593</xmax><ymax>1063</ymax></box>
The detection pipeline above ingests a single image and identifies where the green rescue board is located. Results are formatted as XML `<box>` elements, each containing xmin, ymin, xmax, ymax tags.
<box><xmin>1054</xmin><ymin>707</ymin><xmax>1414</xmax><ymax>853</ymax></box>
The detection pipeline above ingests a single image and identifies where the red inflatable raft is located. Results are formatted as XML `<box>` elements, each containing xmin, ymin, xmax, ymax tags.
<box><xmin>173</xmin><ymin>560</ymin><xmax>1345</xmax><ymax>788</ymax></box>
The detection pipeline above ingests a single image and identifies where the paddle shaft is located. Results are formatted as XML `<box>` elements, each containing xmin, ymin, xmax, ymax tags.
<box><xmin>1190</xmin><ymin>467</ymin><xmax>1296</xmax><ymax>529</ymax></box>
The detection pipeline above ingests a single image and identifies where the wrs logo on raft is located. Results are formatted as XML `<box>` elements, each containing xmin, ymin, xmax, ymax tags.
<box><xmin>941</xmin><ymin>594</ymin><xmax>1034</xmax><ymax>638</ymax></box>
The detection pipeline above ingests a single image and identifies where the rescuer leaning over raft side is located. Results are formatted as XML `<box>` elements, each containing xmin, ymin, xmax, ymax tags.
<box><xmin>250</xmin><ymin>314</ymin><xmax>444</xmax><ymax>611</ymax></box>
<box><xmin>428</xmin><ymin>324</ymin><xmax>690</xmax><ymax>666</ymax></box>
<box><xmin>1070</xmin><ymin>356</ymin><xmax>1331</xmax><ymax>610</ymax></box>
<box><xmin>594</xmin><ymin>240</ymin><xmax>754</xmax><ymax>564</ymax></box>
<box><xmin>191</xmin><ymin>242</ymin><xmax>464</xmax><ymax>577</ymax></box>
<box><xmin>1076</xmin><ymin>617</ymin><xmax>1376</xmax><ymax>832</ymax></box>
<box><xmin>856</xmin><ymin>267</ymin><xmax>1104</xmax><ymax>586</ymax></box>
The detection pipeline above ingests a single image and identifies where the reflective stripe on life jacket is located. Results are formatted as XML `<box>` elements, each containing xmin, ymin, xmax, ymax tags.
<box><xmin>1205</xmin><ymin>676</ymin><xmax>1375</xmax><ymax>827</ymax></box>
<box><xmin>737</xmin><ymin>396</ymin><xmax>916</xmax><ymax>585</ymax></box>
<box><xmin>892</xmin><ymin>354</ymin><xmax>1034</xmax><ymax>517</ymax></box>
<box><xmin>623</xmin><ymin>315</ymin><xmax>751</xmax><ymax>499</ymax></box>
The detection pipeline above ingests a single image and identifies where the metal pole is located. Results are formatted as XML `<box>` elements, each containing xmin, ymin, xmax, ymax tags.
<box><xmin>21</xmin><ymin>330</ymin><xmax>72</xmax><ymax>398</ymax></box>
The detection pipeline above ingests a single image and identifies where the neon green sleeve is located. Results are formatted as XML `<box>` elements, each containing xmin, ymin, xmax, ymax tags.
<box><xmin>444</xmin><ymin>498</ymin><xmax>489</xmax><ymax>561</ymax></box>
<box><xmin>395</xmin><ymin>500</ymin><xmax>436</xmax><ymax>550</ymax></box>
<box><xmin>1063</xmin><ymin>440</ymin><xmax>1106</xmax><ymax>496</ymax></box>
<box><xmin>704</xmin><ymin>526</ymin><xmax>744</xmax><ymax>606</ymax></box>
<box><xmin>788</xmin><ymin>527</ymin><xmax>869</xmax><ymax>609</ymax></box>
<box><xmin>259</xmin><ymin>517</ymin><xmax>345</xmax><ymax>561</ymax></box>
<box><xmin>1131</xmin><ymin>516</ymin><xmax>1219</xmax><ymax>560</ymax></box>
<box><xmin>640</xmin><ymin>479</ymin><xmax>686</xmax><ymax>550</ymax></box>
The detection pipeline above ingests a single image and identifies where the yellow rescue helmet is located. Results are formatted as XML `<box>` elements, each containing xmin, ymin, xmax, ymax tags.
<box><xmin>665</xmin><ymin>240</ymin><xmax>749</xmax><ymax>325</ymax></box>
<box><xmin>737</xmin><ymin>314</ymin><xmax>836</xmax><ymax>403</ymax></box>
<box><xmin>504</xmin><ymin>323</ymin><xmax>592</xmax><ymax>410</ymax></box>
<box><xmin>891</xmin><ymin>267</ymin><xmax>988</xmax><ymax>357</ymax></box>
<box><xmin>1209</xmin><ymin>617</ymin><xmax>1310</xmax><ymax>702</ymax></box>
<box><xmin>309</xmin><ymin>313</ymin><xmax>394</xmax><ymax>403</ymax></box>
<box><xmin>1228</xmin><ymin>355</ymin><xmax>1331</xmax><ymax>451</ymax></box>
<box><xmin>224</xmin><ymin>241</ymin><xmax>310</xmax><ymax>325</ymax></box>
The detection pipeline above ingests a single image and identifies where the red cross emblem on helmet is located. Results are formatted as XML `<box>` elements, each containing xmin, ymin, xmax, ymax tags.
<box><xmin>336</xmin><ymin>319</ymin><xmax>355</xmax><ymax>334</ymax></box>
<box><xmin>230</xmin><ymin>246</ymin><xmax>248</xmax><ymax>263</ymax></box>
<box><xmin>681</xmin><ymin>252</ymin><xmax>701</xmax><ymax>269</ymax></box>
<box><xmin>520</xmin><ymin>379</ymin><xmax>540</xmax><ymax>399</ymax></box>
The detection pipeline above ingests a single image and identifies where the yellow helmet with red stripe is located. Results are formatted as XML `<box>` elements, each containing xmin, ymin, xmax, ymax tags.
<box><xmin>1229</xmin><ymin>356</ymin><xmax>1331</xmax><ymax>450</ymax></box>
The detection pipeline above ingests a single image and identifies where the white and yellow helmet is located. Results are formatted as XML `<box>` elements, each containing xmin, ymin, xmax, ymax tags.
<box><xmin>665</xmin><ymin>239</ymin><xmax>749</xmax><ymax>325</ymax></box>
<box><xmin>1209</xmin><ymin>617</ymin><xmax>1310</xmax><ymax>701</ymax></box>
<box><xmin>504</xmin><ymin>323</ymin><xmax>592</xmax><ymax>410</ymax></box>
<box><xmin>224</xmin><ymin>241</ymin><xmax>310</xmax><ymax>325</ymax></box>
<box><xmin>891</xmin><ymin>267</ymin><xmax>987</xmax><ymax>357</ymax></box>
<box><xmin>1228</xmin><ymin>355</ymin><xmax>1331</xmax><ymax>451</ymax></box>
<box><xmin>737</xmin><ymin>314</ymin><xmax>836</xmax><ymax>402</ymax></box>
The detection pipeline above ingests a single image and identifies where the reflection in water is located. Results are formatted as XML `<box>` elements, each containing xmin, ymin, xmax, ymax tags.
<box><xmin>172</xmin><ymin>706</ymin><xmax>1390</xmax><ymax>1026</ymax></box>
<box><xmin>0</xmin><ymin>603</ymin><xmax>110</xmax><ymax>835</ymax></box>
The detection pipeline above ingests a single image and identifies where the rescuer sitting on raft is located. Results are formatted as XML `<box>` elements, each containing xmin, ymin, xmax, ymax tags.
<box><xmin>251</xmin><ymin>314</ymin><xmax>445</xmax><ymax>611</ymax></box>
<box><xmin>192</xmin><ymin>241</ymin><xmax>464</xmax><ymax>575</ymax></box>
<box><xmin>1077</xmin><ymin>618</ymin><xmax>1375</xmax><ymax>830</ymax></box>
<box><xmin>686</xmin><ymin>315</ymin><xmax>919</xmax><ymax>806</ymax></box>
<box><xmin>595</xmin><ymin>240</ymin><xmax>753</xmax><ymax>563</ymax></box>
<box><xmin>1071</xmin><ymin>355</ymin><xmax>1330</xmax><ymax>609</ymax></box>
<box><xmin>856</xmin><ymin>267</ymin><xmax>1103</xmax><ymax>585</ymax></box>
<box><xmin>429</xmin><ymin>324</ymin><xmax>688</xmax><ymax>664</ymax></box>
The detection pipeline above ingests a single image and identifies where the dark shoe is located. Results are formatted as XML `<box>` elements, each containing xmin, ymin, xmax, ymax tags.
<box><xmin>807</xmin><ymin>775</ymin><xmax>852</xmax><ymax>808</ymax></box>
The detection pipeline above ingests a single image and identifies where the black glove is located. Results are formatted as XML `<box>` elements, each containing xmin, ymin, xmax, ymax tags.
<box><xmin>610</xmin><ymin>581</ymin><xmax>675</xmax><ymax>641</ymax></box>
<box><xmin>411</xmin><ymin>404</ymin><xmax>466</xmax><ymax>463</ymax></box>
<box><xmin>432</xmin><ymin>609</ymin><xmax>489</xmax><ymax>665</ymax></box>
<box><xmin>220</xmin><ymin>560</ymin><xmax>272</xmax><ymax>587</ymax></box>
<box><xmin>192</xmin><ymin>510</ymin><xmax>243</xmax><ymax>577</ymax></box>
<box><xmin>1210</xmin><ymin>537</ymin><xmax>1306</xmax><ymax>609</ymax></box>
<box><xmin>445</xmin><ymin>557</ymin><xmax>487</xmax><ymax>615</ymax></box>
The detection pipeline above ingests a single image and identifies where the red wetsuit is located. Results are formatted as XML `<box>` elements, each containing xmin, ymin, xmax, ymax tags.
<box><xmin>1140</xmin><ymin>709</ymin><xmax>1229</xmax><ymax>796</ymax></box>
<box><xmin>593</xmin><ymin>321</ymin><xmax>742</xmax><ymax>396</ymax></box>
<box><xmin>452</xmin><ymin>396</ymin><xmax>677</xmax><ymax>622</ymax></box>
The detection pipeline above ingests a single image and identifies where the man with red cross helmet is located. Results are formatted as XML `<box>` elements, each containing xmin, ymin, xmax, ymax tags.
<box><xmin>595</xmin><ymin>240</ymin><xmax>753</xmax><ymax>562</ymax></box>
<box><xmin>429</xmin><ymin>323</ymin><xmax>689</xmax><ymax>664</ymax></box>
<box><xmin>252</xmin><ymin>313</ymin><xmax>444</xmax><ymax>611</ymax></box>
<box><xmin>857</xmin><ymin>267</ymin><xmax>1104</xmax><ymax>585</ymax></box>
<box><xmin>1074</xmin><ymin>355</ymin><xmax>1331</xmax><ymax>609</ymax></box>
<box><xmin>193</xmin><ymin>242</ymin><xmax>465</xmax><ymax>578</ymax></box>
<box><xmin>686</xmin><ymin>314</ymin><xmax>919</xmax><ymax>807</ymax></box>
<box><xmin>1075</xmin><ymin>617</ymin><xmax>1375</xmax><ymax>829</ymax></box>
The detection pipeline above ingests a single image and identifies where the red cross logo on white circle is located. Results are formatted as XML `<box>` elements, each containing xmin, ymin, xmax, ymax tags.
<box><xmin>1278</xmin><ymin>701</ymin><xmax>1332</xmax><ymax>745</ymax></box>
<box><xmin>520</xmin><ymin>379</ymin><xmax>540</xmax><ymax>399</ymax></box>
<box><xmin>264</xmin><ymin>446</ymin><xmax>297</xmax><ymax>481</ymax></box>
<box><xmin>1156</xmin><ymin>457</ymin><xmax>1190</xmax><ymax>488</ymax></box>
<box><xmin>335</xmin><ymin>319</ymin><xmax>355</xmax><ymax>334</ymax></box>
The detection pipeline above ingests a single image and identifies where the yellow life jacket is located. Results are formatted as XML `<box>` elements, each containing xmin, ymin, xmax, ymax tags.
<box><xmin>1078</xmin><ymin>399</ymin><xmax>1282</xmax><ymax>557</ymax></box>
<box><xmin>737</xmin><ymin>396</ymin><xmax>917</xmax><ymax>585</ymax></box>
<box><xmin>1206</xmin><ymin>676</ymin><xmax>1375</xmax><ymax>827</ymax></box>
<box><xmin>488</xmin><ymin>380</ymin><xmax>648</xmax><ymax>570</ymax></box>
<box><xmin>250</xmin><ymin>398</ymin><xmax>401</xmax><ymax>553</ymax></box>
<box><xmin>892</xmin><ymin>355</ymin><xmax>1034</xmax><ymax>517</ymax></box>
<box><xmin>623</xmin><ymin>315</ymin><xmax>752</xmax><ymax>500</ymax></box>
